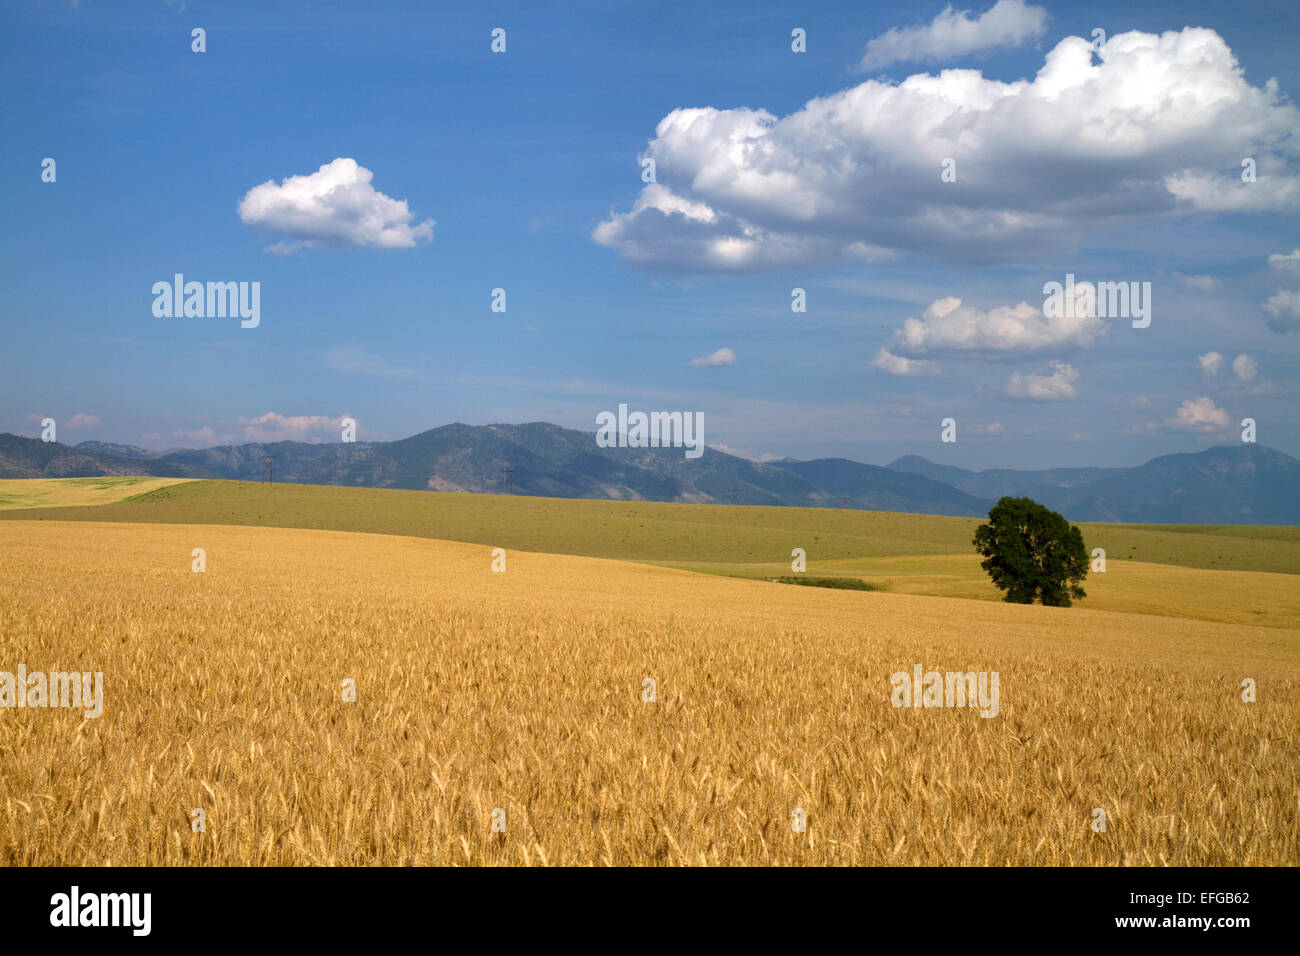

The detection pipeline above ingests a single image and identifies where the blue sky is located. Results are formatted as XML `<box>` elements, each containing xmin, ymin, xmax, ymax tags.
<box><xmin>2</xmin><ymin>0</ymin><xmax>1298</xmax><ymax>470</ymax></box>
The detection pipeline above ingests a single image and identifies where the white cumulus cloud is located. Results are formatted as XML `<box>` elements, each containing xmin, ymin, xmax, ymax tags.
<box><xmin>1166</xmin><ymin>397</ymin><xmax>1231</xmax><ymax>432</ymax></box>
<box><xmin>882</xmin><ymin>295</ymin><xmax>1106</xmax><ymax>360</ymax></box>
<box><xmin>594</xmin><ymin>28</ymin><xmax>1300</xmax><ymax>271</ymax></box>
<box><xmin>859</xmin><ymin>0</ymin><xmax>1048</xmax><ymax>71</ymax></box>
<box><xmin>239</xmin><ymin>158</ymin><xmax>433</xmax><ymax>254</ymax></box>
<box><xmin>1200</xmin><ymin>351</ymin><xmax>1271</xmax><ymax>393</ymax></box>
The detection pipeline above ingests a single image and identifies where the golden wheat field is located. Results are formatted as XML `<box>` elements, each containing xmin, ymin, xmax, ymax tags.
<box><xmin>1</xmin><ymin>520</ymin><xmax>1296</xmax><ymax>866</ymax></box>
<box><xmin>0</xmin><ymin>477</ymin><xmax>193</xmax><ymax>511</ymax></box>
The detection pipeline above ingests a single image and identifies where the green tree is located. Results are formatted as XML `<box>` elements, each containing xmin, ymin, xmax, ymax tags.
<box><xmin>973</xmin><ymin>496</ymin><xmax>1088</xmax><ymax>606</ymax></box>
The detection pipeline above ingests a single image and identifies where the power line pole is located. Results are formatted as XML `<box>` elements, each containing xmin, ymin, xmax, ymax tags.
<box><xmin>261</xmin><ymin>454</ymin><xmax>275</xmax><ymax>483</ymax></box>
<box><xmin>500</xmin><ymin>468</ymin><xmax>514</xmax><ymax>493</ymax></box>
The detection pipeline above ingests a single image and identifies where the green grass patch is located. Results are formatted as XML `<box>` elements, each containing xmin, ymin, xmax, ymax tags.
<box><xmin>770</xmin><ymin>575</ymin><xmax>878</xmax><ymax>591</ymax></box>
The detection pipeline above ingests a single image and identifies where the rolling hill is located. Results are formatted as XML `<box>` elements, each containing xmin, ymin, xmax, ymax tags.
<box><xmin>1</xmin><ymin>425</ymin><xmax>1296</xmax><ymax>523</ymax></box>
<box><xmin>0</xmin><ymin>424</ymin><xmax>989</xmax><ymax>516</ymax></box>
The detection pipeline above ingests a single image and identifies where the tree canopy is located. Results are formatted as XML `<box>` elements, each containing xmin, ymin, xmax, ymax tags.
<box><xmin>972</xmin><ymin>496</ymin><xmax>1088</xmax><ymax>607</ymax></box>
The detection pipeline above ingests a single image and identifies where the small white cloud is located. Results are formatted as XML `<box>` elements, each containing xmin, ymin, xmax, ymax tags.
<box><xmin>1179</xmin><ymin>274</ymin><xmax>1222</xmax><ymax>292</ymax></box>
<box><xmin>1166</xmin><ymin>396</ymin><xmax>1231</xmax><ymax>432</ymax></box>
<box><xmin>859</xmin><ymin>0</ymin><xmax>1048</xmax><ymax>70</ymax></box>
<box><xmin>1267</xmin><ymin>249</ymin><xmax>1300</xmax><ymax>274</ymax></box>
<box><xmin>1202</xmin><ymin>351</ymin><xmax>1274</xmax><ymax>394</ymax></box>
<box><xmin>237</xmin><ymin>412</ymin><xmax>348</xmax><ymax>443</ymax></box>
<box><xmin>967</xmin><ymin>422</ymin><xmax>1005</xmax><ymax>436</ymax></box>
<box><xmin>1263</xmin><ymin>290</ymin><xmax>1300</xmax><ymax>332</ymax></box>
<box><xmin>1128</xmin><ymin>394</ymin><xmax>1152</xmax><ymax>409</ymax></box>
<box><xmin>690</xmin><ymin>347</ymin><xmax>736</xmax><ymax>367</ymax></box>
<box><xmin>1005</xmin><ymin>361</ymin><xmax>1079</xmax><ymax>401</ymax></box>
<box><xmin>870</xmin><ymin>347</ymin><xmax>939</xmax><ymax>377</ymax></box>
<box><xmin>884</xmin><ymin>296</ymin><xmax>1106</xmax><ymax>359</ymax></box>
<box><xmin>239</xmin><ymin>158</ymin><xmax>434</xmax><ymax>253</ymax></box>
<box><xmin>1198</xmin><ymin>351</ymin><xmax>1224</xmax><ymax>375</ymax></box>
<box><xmin>65</xmin><ymin>413</ymin><xmax>101</xmax><ymax>429</ymax></box>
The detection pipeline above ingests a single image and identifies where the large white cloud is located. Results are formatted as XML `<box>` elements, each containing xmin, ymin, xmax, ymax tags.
<box><xmin>860</xmin><ymin>0</ymin><xmax>1048</xmax><ymax>71</ymax></box>
<box><xmin>239</xmin><ymin>158</ymin><xmax>434</xmax><ymax>253</ymax></box>
<box><xmin>595</xmin><ymin>28</ymin><xmax>1300</xmax><ymax>270</ymax></box>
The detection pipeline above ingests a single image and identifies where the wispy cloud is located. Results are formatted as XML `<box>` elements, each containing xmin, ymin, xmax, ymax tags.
<box><xmin>689</xmin><ymin>347</ymin><xmax>736</xmax><ymax>367</ymax></box>
<box><xmin>859</xmin><ymin>0</ymin><xmax>1048</xmax><ymax>71</ymax></box>
<box><xmin>324</xmin><ymin>348</ymin><xmax>416</xmax><ymax>378</ymax></box>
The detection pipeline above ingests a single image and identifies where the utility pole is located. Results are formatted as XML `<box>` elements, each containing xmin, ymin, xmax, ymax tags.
<box><xmin>261</xmin><ymin>454</ymin><xmax>275</xmax><ymax>483</ymax></box>
<box><xmin>500</xmin><ymin>468</ymin><xmax>514</xmax><ymax>493</ymax></box>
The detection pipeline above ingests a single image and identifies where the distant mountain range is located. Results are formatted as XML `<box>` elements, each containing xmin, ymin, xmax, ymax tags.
<box><xmin>2</xmin><ymin>425</ymin><xmax>1297</xmax><ymax>524</ymax></box>
<box><xmin>886</xmin><ymin>445</ymin><xmax>1300</xmax><ymax>524</ymax></box>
